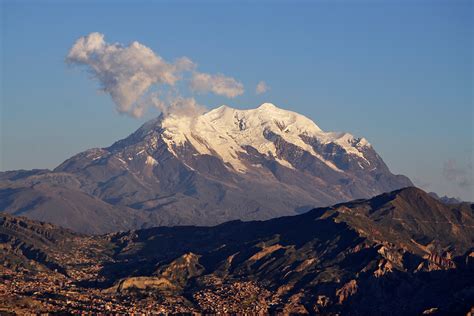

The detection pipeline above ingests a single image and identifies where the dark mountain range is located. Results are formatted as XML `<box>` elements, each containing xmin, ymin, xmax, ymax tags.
<box><xmin>429</xmin><ymin>192</ymin><xmax>465</xmax><ymax>204</ymax></box>
<box><xmin>0</xmin><ymin>104</ymin><xmax>412</xmax><ymax>234</ymax></box>
<box><xmin>1</xmin><ymin>187</ymin><xmax>473</xmax><ymax>314</ymax></box>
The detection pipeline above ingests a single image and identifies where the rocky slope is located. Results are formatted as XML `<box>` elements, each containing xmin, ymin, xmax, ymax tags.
<box><xmin>1</xmin><ymin>188</ymin><xmax>473</xmax><ymax>314</ymax></box>
<box><xmin>0</xmin><ymin>104</ymin><xmax>412</xmax><ymax>233</ymax></box>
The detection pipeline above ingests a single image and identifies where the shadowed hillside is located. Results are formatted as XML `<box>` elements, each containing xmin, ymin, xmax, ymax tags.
<box><xmin>1</xmin><ymin>187</ymin><xmax>473</xmax><ymax>314</ymax></box>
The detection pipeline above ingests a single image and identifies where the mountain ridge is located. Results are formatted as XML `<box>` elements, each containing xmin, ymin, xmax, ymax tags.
<box><xmin>1</xmin><ymin>187</ymin><xmax>473</xmax><ymax>313</ymax></box>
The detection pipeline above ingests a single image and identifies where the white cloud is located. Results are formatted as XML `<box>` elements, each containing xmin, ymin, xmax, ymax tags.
<box><xmin>147</xmin><ymin>92</ymin><xmax>206</xmax><ymax>118</ymax></box>
<box><xmin>255</xmin><ymin>81</ymin><xmax>269</xmax><ymax>94</ymax></box>
<box><xmin>66</xmin><ymin>32</ymin><xmax>195</xmax><ymax>117</ymax></box>
<box><xmin>166</xmin><ymin>96</ymin><xmax>207</xmax><ymax>117</ymax></box>
<box><xmin>66</xmin><ymin>32</ymin><xmax>244</xmax><ymax>118</ymax></box>
<box><xmin>190</xmin><ymin>72</ymin><xmax>244</xmax><ymax>98</ymax></box>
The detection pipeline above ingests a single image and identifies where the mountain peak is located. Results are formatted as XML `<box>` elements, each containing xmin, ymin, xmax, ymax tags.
<box><xmin>160</xmin><ymin>103</ymin><xmax>334</xmax><ymax>171</ymax></box>
<box><xmin>257</xmin><ymin>102</ymin><xmax>277</xmax><ymax>110</ymax></box>
<box><xmin>158</xmin><ymin>103</ymin><xmax>374</xmax><ymax>172</ymax></box>
<box><xmin>393</xmin><ymin>186</ymin><xmax>445</xmax><ymax>206</ymax></box>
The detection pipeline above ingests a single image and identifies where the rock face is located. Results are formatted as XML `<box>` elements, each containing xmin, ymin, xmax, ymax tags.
<box><xmin>1</xmin><ymin>188</ymin><xmax>473</xmax><ymax>314</ymax></box>
<box><xmin>0</xmin><ymin>103</ymin><xmax>412</xmax><ymax>233</ymax></box>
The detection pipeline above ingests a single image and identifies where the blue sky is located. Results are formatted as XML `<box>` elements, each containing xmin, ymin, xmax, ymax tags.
<box><xmin>1</xmin><ymin>0</ymin><xmax>472</xmax><ymax>200</ymax></box>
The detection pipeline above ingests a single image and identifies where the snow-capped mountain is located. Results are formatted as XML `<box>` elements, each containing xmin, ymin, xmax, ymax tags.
<box><xmin>0</xmin><ymin>103</ymin><xmax>412</xmax><ymax>233</ymax></box>
<box><xmin>160</xmin><ymin>103</ymin><xmax>369</xmax><ymax>173</ymax></box>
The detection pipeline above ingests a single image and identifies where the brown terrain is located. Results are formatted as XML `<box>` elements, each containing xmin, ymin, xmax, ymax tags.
<box><xmin>1</xmin><ymin>187</ymin><xmax>473</xmax><ymax>315</ymax></box>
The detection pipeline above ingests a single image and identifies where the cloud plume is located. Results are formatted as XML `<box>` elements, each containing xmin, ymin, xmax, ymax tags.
<box><xmin>66</xmin><ymin>32</ymin><xmax>244</xmax><ymax>117</ymax></box>
<box><xmin>190</xmin><ymin>72</ymin><xmax>244</xmax><ymax>98</ymax></box>
<box><xmin>147</xmin><ymin>93</ymin><xmax>206</xmax><ymax>118</ymax></box>
<box><xmin>255</xmin><ymin>81</ymin><xmax>269</xmax><ymax>94</ymax></box>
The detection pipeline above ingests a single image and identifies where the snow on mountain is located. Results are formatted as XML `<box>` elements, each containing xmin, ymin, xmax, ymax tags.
<box><xmin>160</xmin><ymin>103</ymin><xmax>370</xmax><ymax>172</ymax></box>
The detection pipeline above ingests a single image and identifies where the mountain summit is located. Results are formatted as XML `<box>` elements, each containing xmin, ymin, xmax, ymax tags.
<box><xmin>159</xmin><ymin>103</ymin><xmax>369</xmax><ymax>173</ymax></box>
<box><xmin>1</xmin><ymin>103</ymin><xmax>412</xmax><ymax>233</ymax></box>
